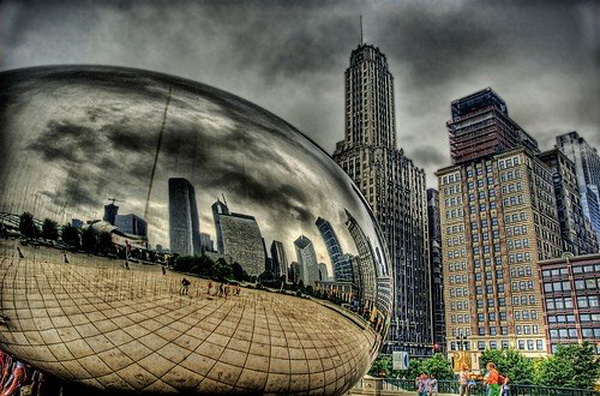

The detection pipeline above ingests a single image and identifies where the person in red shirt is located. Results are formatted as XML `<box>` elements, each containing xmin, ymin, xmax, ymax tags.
<box><xmin>484</xmin><ymin>362</ymin><xmax>505</xmax><ymax>396</ymax></box>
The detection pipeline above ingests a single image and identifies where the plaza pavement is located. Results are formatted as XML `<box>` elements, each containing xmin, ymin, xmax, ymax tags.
<box><xmin>0</xmin><ymin>240</ymin><xmax>379</xmax><ymax>395</ymax></box>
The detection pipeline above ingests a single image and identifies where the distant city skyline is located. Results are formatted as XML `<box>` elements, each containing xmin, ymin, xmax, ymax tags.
<box><xmin>1</xmin><ymin>1</ymin><xmax>598</xmax><ymax>187</ymax></box>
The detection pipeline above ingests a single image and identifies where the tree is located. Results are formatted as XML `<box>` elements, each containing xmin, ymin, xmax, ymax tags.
<box><xmin>421</xmin><ymin>353</ymin><xmax>455</xmax><ymax>380</ymax></box>
<box><xmin>97</xmin><ymin>232</ymin><xmax>114</xmax><ymax>255</ymax></box>
<box><xmin>368</xmin><ymin>354</ymin><xmax>393</xmax><ymax>377</ymax></box>
<box><xmin>19</xmin><ymin>212</ymin><xmax>38</xmax><ymax>239</ymax></box>
<box><xmin>535</xmin><ymin>342</ymin><xmax>600</xmax><ymax>390</ymax></box>
<box><xmin>81</xmin><ymin>227</ymin><xmax>98</xmax><ymax>253</ymax></box>
<box><xmin>41</xmin><ymin>218</ymin><xmax>59</xmax><ymax>240</ymax></box>
<box><xmin>479</xmin><ymin>349</ymin><xmax>535</xmax><ymax>385</ymax></box>
<box><xmin>231</xmin><ymin>262</ymin><xmax>248</xmax><ymax>282</ymax></box>
<box><xmin>61</xmin><ymin>223</ymin><xmax>80</xmax><ymax>249</ymax></box>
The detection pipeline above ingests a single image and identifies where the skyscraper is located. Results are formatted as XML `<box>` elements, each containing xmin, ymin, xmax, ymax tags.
<box><xmin>556</xmin><ymin>131</ymin><xmax>600</xmax><ymax>241</ymax></box>
<box><xmin>447</xmin><ymin>88</ymin><xmax>539</xmax><ymax>164</ymax></box>
<box><xmin>270</xmin><ymin>240</ymin><xmax>288</xmax><ymax>278</ymax></box>
<box><xmin>318</xmin><ymin>262</ymin><xmax>329</xmax><ymax>281</ymax></box>
<box><xmin>333</xmin><ymin>43</ymin><xmax>431</xmax><ymax>355</ymax></box>
<box><xmin>200</xmin><ymin>232</ymin><xmax>215</xmax><ymax>252</ymax></box>
<box><xmin>437</xmin><ymin>89</ymin><xmax>563</xmax><ymax>361</ymax></box>
<box><xmin>427</xmin><ymin>188</ymin><xmax>446</xmax><ymax>353</ymax></box>
<box><xmin>315</xmin><ymin>217</ymin><xmax>347</xmax><ymax>282</ymax></box>
<box><xmin>114</xmin><ymin>214</ymin><xmax>148</xmax><ymax>237</ymax></box>
<box><xmin>538</xmin><ymin>149</ymin><xmax>598</xmax><ymax>255</ymax></box>
<box><xmin>168</xmin><ymin>178</ymin><xmax>201</xmax><ymax>256</ymax></box>
<box><xmin>294</xmin><ymin>235</ymin><xmax>319</xmax><ymax>286</ymax></box>
<box><xmin>212</xmin><ymin>199</ymin><xmax>266</xmax><ymax>277</ymax></box>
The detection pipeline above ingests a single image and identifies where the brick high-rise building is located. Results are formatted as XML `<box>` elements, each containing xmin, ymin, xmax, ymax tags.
<box><xmin>437</xmin><ymin>89</ymin><xmax>564</xmax><ymax>362</ymax></box>
<box><xmin>333</xmin><ymin>43</ymin><xmax>430</xmax><ymax>355</ymax></box>
<box><xmin>427</xmin><ymin>188</ymin><xmax>446</xmax><ymax>353</ymax></box>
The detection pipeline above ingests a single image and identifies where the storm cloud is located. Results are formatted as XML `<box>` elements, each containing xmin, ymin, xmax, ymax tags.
<box><xmin>1</xmin><ymin>0</ymin><xmax>599</xmax><ymax>187</ymax></box>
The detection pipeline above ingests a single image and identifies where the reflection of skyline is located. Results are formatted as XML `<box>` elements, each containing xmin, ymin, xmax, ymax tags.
<box><xmin>0</xmin><ymin>66</ymin><xmax>389</xmax><ymax>289</ymax></box>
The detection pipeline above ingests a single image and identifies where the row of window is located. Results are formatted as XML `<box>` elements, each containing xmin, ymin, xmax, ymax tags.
<box><xmin>449</xmin><ymin>287</ymin><xmax>469</xmax><ymax>297</ymax></box>
<box><xmin>450</xmin><ymin>314</ymin><xmax>470</xmax><ymax>324</ymax></box>
<box><xmin>449</xmin><ymin>300</ymin><xmax>469</xmax><ymax>310</ymax></box>
<box><xmin>573</xmin><ymin>264</ymin><xmax>600</xmax><ymax>274</ymax></box>
<box><xmin>476</xmin><ymin>297</ymin><xmax>506</xmax><ymax>308</ymax></box>
<box><xmin>503</xmin><ymin>195</ymin><xmax>525</xmax><ymax>207</ymax></box>
<box><xmin>501</xmin><ymin>182</ymin><xmax>523</xmax><ymax>194</ymax></box>
<box><xmin>448</xmin><ymin>274</ymin><xmax>468</xmax><ymax>284</ymax></box>
<box><xmin>440</xmin><ymin>172</ymin><xmax>461</xmax><ymax>185</ymax></box>
<box><xmin>475</xmin><ymin>285</ymin><xmax>506</xmax><ymax>295</ymax></box>
<box><xmin>510</xmin><ymin>266</ymin><xmax>533</xmax><ymax>278</ymax></box>
<box><xmin>507</xmin><ymin>238</ymin><xmax>530</xmax><ymax>250</ymax></box>
<box><xmin>575</xmin><ymin>278</ymin><xmax>600</xmax><ymax>290</ymax></box>
<box><xmin>498</xmin><ymin>156</ymin><xmax>521</xmax><ymax>169</ymax></box>
<box><xmin>509</xmin><ymin>252</ymin><xmax>532</xmax><ymax>264</ymax></box>
<box><xmin>499</xmin><ymin>169</ymin><xmax>522</xmax><ymax>182</ymax></box>
<box><xmin>447</xmin><ymin>261</ymin><xmax>467</xmax><ymax>272</ymax></box>
<box><xmin>445</xmin><ymin>224</ymin><xmax>465</xmax><ymax>234</ymax></box>
<box><xmin>506</xmin><ymin>225</ymin><xmax>528</xmax><ymax>237</ymax></box>
<box><xmin>442</xmin><ymin>184</ymin><xmax>462</xmax><ymax>196</ymax></box>
<box><xmin>514</xmin><ymin>310</ymin><xmax>538</xmax><ymax>320</ymax></box>
<box><xmin>504</xmin><ymin>211</ymin><xmax>528</xmax><ymax>223</ymax></box>
<box><xmin>512</xmin><ymin>295</ymin><xmax>537</xmax><ymax>306</ymax></box>
<box><xmin>515</xmin><ymin>325</ymin><xmax>540</xmax><ymax>335</ymax></box>
<box><xmin>451</xmin><ymin>339</ymin><xmax>544</xmax><ymax>352</ymax></box>
<box><xmin>511</xmin><ymin>280</ymin><xmax>535</xmax><ymax>292</ymax></box>
<box><xmin>474</xmin><ymin>270</ymin><xmax>504</xmax><ymax>281</ymax></box>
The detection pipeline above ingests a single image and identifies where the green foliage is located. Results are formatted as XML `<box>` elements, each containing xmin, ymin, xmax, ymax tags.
<box><xmin>421</xmin><ymin>353</ymin><xmax>455</xmax><ymax>380</ymax></box>
<box><xmin>19</xmin><ymin>212</ymin><xmax>38</xmax><ymax>239</ymax></box>
<box><xmin>61</xmin><ymin>223</ymin><xmax>80</xmax><ymax>249</ymax></box>
<box><xmin>231</xmin><ymin>262</ymin><xmax>249</xmax><ymax>282</ymax></box>
<box><xmin>535</xmin><ymin>342</ymin><xmax>600</xmax><ymax>390</ymax></box>
<box><xmin>41</xmin><ymin>218</ymin><xmax>59</xmax><ymax>240</ymax></box>
<box><xmin>174</xmin><ymin>255</ymin><xmax>233</xmax><ymax>280</ymax></box>
<box><xmin>97</xmin><ymin>232</ymin><xmax>114</xmax><ymax>254</ymax></box>
<box><xmin>368</xmin><ymin>354</ymin><xmax>453</xmax><ymax>380</ymax></box>
<box><xmin>368</xmin><ymin>354</ymin><xmax>394</xmax><ymax>377</ymax></box>
<box><xmin>479</xmin><ymin>348</ymin><xmax>535</xmax><ymax>385</ymax></box>
<box><xmin>81</xmin><ymin>227</ymin><xmax>98</xmax><ymax>252</ymax></box>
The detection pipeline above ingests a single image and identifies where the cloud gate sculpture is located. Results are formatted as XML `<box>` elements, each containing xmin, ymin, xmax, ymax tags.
<box><xmin>0</xmin><ymin>66</ymin><xmax>392</xmax><ymax>395</ymax></box>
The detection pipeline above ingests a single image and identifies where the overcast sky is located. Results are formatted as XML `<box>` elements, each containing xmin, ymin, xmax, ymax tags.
<box><xmin>1</xmin><ymin>0</ymin><xmax>599</xmax><ymax>186</ymax></box>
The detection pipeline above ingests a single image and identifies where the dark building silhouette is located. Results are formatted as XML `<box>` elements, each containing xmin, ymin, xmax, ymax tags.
<box><xmin>448</xmin><ymin>87</ymin><xmax>539</xmax><ymax>164</ymax></box>
<box><xmin>200</xmin><ymin>232</ymin><xmax>214</xmax><ymax>252</ymax></box>
<box><xmin>168</xmin><ymin>178</ymin><xmax>201</xmax><ymax>256</ymax></box>
<box><xmin>334</xmin><ymin>42</ymin><xmax>431</xmax><ymax>355</ymax></box>
<box><xmin>103</xmin><ymin>203</ymin><xmax>119</xmax><ymax>225</ymax></box>
<box><xmin>427</xmin><ymin>188</ymin><xmax>446</xmax><ymax>353</ymax></box>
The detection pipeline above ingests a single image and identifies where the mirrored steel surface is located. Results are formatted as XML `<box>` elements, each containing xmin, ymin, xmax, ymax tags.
<box><xmin>0</xmin><ymin>66</ymin><xmax>392</xmax><ymax>395</ymax></box>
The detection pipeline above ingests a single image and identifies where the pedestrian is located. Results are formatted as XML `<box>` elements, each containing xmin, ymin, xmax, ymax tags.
<box><xmin>422</xmin><ymin>374</ymin><xmax>431</xmax><ymax>396</ymax></box>
<box><xmin>484</xmin><ymin>362</ymin><xmax>504</xmax><ymax>396</ymax></box>
<box><xmin>16</xmin><ymin>247</ymin><xmax>24</xmax><ymax>259</ymax></box>
<box><xmin>502</xmin><ymin>376</ymin><xmax>510</xmax><ymax>396</ymax></box>
<box><xmin>429</xmin><ymin>374</ymin><xmax>438</xmax><ymax>396</ymax></box>
<box><xmin>63</xmin><ymin>253</ymin><xmax>69</xmax><ymax>264</ymax></box>
<box><xmin>207</xmin><ymin>281</ymin><xmax>213</xmax><ymax>295</ymax></box>
<box><xmin>161</xmin><ymin>266</ymin><xmax>166</xmax><ymax>275</ymax></box>
<box><xmin>180</xmin><ymin>278</ymin><xmax>190</xmax><ymax>296</ymax></box>
<box><xmin>459</xmin><ymin>364</ymin><xmax>471</xmax><ymax>396</ymax></box>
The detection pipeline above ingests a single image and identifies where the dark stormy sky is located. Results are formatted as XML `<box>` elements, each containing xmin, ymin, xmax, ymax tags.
<box><xmin>1</xmin><ymin>0</ymin><xmax>599</xmax><ymax>186</ymax></box>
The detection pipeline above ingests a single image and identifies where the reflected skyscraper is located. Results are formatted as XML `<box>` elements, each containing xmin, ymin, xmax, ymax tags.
<box><xmin>318</xmin><ymin>262</ymin><xmax>329</xmax><ymax>281</ymax></box>
<box><xmin>315</xmin><ymin>216</ymin><xmax>348</xmax><ymax>282</ymax></box>
<box><xmin>270</xmin><ymin>240</ymin><xmax>287</xmax><ymax>278</ymax></box>
<box><xmin>294</xmin><ymin>235</ymin><xmax>319</xmax><ymax>286</ymax></box>
<box><xmin>212</xmin><ymin>199</ymin><xmax>266</xmax><ymax>276</ymax></box>
<box><xmin>114</xmin><ymin>213</ymin><xmax>147</xmax><ymax>237</ymax></box>
<box><xmin>168</xmin><ymin>178</ymin><xmax>201</xmax><ymax>256</ymax></box>
<box><xmin>103</xmin><ymin>201</ymin><xmax>119</xmax><ymax>225</ymax></box>
<box><xmin>345</xmin><ymin>210</ymin><xmax>377</xmax><ymax>311</ymax></box>
<box><xmin>334</xmin><ymin>42</ymin><xmax>431</xmax><ymax>354</ymax></box>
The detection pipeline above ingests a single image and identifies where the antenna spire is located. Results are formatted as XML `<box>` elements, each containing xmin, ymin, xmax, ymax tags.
<box><xmin>360</xmin><ymin>15</ymin><xmax>363</xmax><ymax>44</ymax></box>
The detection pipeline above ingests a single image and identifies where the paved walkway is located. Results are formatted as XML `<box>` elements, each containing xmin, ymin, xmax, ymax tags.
<box><xmin>0</xmin><ymin>240</ymin><xmax>379</xmax><ymax>394</ymax></box>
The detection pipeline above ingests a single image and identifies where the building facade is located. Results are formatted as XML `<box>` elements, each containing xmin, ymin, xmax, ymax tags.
<box><xmin>427</xmin><ymin>188</ymin><xmax>446</xmax><ymax>353</ymax></box>
<box><xmin>270</xmin><ymin>240</ymin><xmax>288</xmax><ymax>278</ymax></box>
<box><xmin>114</xmin><ymin>214</ymin><xmax>147</xmax><ymax>237</ymax></box>
<box><xmin>333</xmin><ymin>43</ymin><xmax>431</xmax><ymax>356</ymax></box>
<box><xmin>168</xmin><ymin>178</ymin><xmax>201</xmax><ymax>256</ymax></box>
<box><xmin>438</xmin><ymin>89</ymin><xmax>565</xmax><ymax>361</ymax></box>
<box><xmin>294</xmin><ymin>235</ymin><xmax>319</xmax><ymax>286</ymax></box>
<box><xmin>315</xmin><ymin>217</ymin><xmax>348</xmax><ymax>282</ymax></box>
<box><xmin>556</xmin><ymin>131</ymin><xmax>600</xmax><ymax>242</ymax></box>
<box><xmin>212</xmin><ymin>199</ymin><xmax>266</xmax><ymax>276</ymax></box>
<box><xmin>538</xmin><ymin>149</ymin><xmax>598</xmax><ymax>255</ymax></box>
<box><xmin>538</xmin><ymin>254</ymin><xmax>600</xmax><ymax>355</ymax></box>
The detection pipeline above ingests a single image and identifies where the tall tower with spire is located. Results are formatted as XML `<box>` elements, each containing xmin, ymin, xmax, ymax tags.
<box><xmin>334</xmin><ymin>36</ymin><xmax>432</xmax><ymax>355</ymax></box>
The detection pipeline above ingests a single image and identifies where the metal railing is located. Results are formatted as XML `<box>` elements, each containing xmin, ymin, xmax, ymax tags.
<box><xmin>355</xmin><ymin>379</ymin><xmax>600</xmax><ymax>396</ymax></box>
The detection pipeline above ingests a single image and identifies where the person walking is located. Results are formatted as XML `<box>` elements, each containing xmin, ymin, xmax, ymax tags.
<box><xmin>180</xmin><ymin>278</ymin><xmax>190</xmax><ymax>296</ymax></box>
<box><xmin>429</xmin><ymin>374</ymin><xmax>438</xmax><ymax>396</ymax></box>
<box><xmin>484</xmin><ymin>362</ymin><xmax>504</xmax><ymax>396</ymax></box>
<box><xmin>459</xmin><ymin>364</ymin><xmax>471</xmax><ymax>396</ymax></box>
<box><xmin>502</xmin><ymin>376</ymin><xmax>510</xmax><ymax>396</ymax></box>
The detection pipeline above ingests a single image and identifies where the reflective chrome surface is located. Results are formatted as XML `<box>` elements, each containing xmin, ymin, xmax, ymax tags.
<box><xmin>0</xmin><ymin>66</ymin><xmax>392</xmax><ymax>395</ymax></box>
